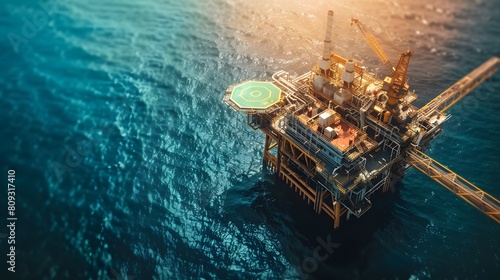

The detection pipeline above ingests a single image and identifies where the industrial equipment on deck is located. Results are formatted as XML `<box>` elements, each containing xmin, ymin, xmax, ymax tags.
<box><xmin>223</xmin><ymin>10</ymin><xmax>500</xmax><ymax>228</ymax></box>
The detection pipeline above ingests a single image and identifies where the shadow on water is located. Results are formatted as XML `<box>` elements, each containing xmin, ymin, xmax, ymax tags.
<box><xmin>224</xmin><ymin>168</ymin><xmax>407</xmax><ymax>279</ymax></box>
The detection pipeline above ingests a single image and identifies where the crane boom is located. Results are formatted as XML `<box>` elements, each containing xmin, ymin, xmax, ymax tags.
<box><xmin>351</xmin><ymin>18</ymin><xmax>395</xmax><ymax>74</ymax></box>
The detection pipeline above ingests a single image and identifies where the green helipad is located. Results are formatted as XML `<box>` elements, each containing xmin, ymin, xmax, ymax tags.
<box><xmin>230</xmin><ymin>81</ymin><xmax>281</xmax><ymax>109</ymax></box>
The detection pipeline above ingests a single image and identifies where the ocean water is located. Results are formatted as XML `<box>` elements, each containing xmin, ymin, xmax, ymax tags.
<box><xmin>0</xmin><ymin>0</ymin><xmax>499</xmax><ymax>279</ymax></box>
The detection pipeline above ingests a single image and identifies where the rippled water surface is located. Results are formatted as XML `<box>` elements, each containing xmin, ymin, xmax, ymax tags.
<box><xmin>1</xmin><ymin>0</ymin><xmax>499</xmax><ymax>279</ymax></box>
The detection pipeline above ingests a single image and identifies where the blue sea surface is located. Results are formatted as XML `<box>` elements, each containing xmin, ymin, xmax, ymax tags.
<box><xmin>0</xmin><ymin>0</ymin><xmax>499</xmax><ymax>279</ymax></box>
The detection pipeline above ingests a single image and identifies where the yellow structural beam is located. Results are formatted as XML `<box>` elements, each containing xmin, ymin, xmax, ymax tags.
<box><xmin>417</xmin><ymin>57</ymin><xmax>499</xmax><ymax>120</ymax></box>
<box><xmin>406</xmin><ymin>149</ymin><xmax>500</xmax><ymax>224</ymax></box>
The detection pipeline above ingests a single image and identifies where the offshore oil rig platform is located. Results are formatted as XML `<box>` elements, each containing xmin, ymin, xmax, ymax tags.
<box><xmin>224</xmin><ymin>10</ymin><xmax>500</xmax><ymax>228</ymax></box>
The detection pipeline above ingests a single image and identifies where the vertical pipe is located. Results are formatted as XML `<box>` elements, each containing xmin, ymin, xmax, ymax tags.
<box><xmin>275</xmin><ymin>136</ymin><xmax>282</xmax><ymax>185</ymax></box>
<box><xmin>263</xmin><ymin>135</ymin><xmax>270</xmax><ymax>167</ymax></box>
<box><xmin>319</xmin><ymin>10</ymin><xmax>334</xmax><ymax>73</ymax></box>
<box><xmin>334</xmin><ymin>200</ymin><xmax>341</xmax><ymax>229</ymax></box>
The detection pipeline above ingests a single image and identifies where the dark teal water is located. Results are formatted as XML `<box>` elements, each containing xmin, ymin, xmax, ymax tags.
<box><xmin>1</xmin><ymin>0</ymin><xmax>499</xmax><ymax>279</ymax></box>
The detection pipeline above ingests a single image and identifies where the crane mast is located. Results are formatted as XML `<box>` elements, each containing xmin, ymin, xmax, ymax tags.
<box><xmin>386</xmin><ymin>50</ymin><xmax>413</xmax><ymax>109</ymax></box>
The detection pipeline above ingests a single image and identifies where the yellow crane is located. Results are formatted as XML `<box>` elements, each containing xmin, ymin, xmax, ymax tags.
<box><xmin>351</xmin><ymin>18</ymin><xmax>395</xmax><ymax>74</ymax></box>
<box><xmin>386</xmin><ymin>49</ymin><xmax>413</xmax><ymax>108</ymax></box>
<box><xmin>351</xmin><ymin>18</ymin><xmax>414</xmax><ymax>110</ymax></box>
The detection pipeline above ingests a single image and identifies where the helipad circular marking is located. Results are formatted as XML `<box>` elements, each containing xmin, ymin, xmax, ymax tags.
<box><xmin>229</xmin><ymin>81</ymin><xmax>281</xmax><ymax>109</ymax></box>
<box><xmin>239</xmin><ymin>86</ymin><xmax>272</xmax><ymax>102</ymax></box>
<box><xmin>250</xmin><ymin>90</ymin><xmax>262</xmax><ymax>97</ymax></box>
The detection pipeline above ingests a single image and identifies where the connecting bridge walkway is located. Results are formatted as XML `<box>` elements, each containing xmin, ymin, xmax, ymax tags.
<box><xmin>417</xmin><ymin>56</ymin><xmax>499</xmax><ymax>120</ymax></box>
<box><xmin>406</xmin><ymin>149</ymin><xmax>500</xmax><ymax>224</ymax></box>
